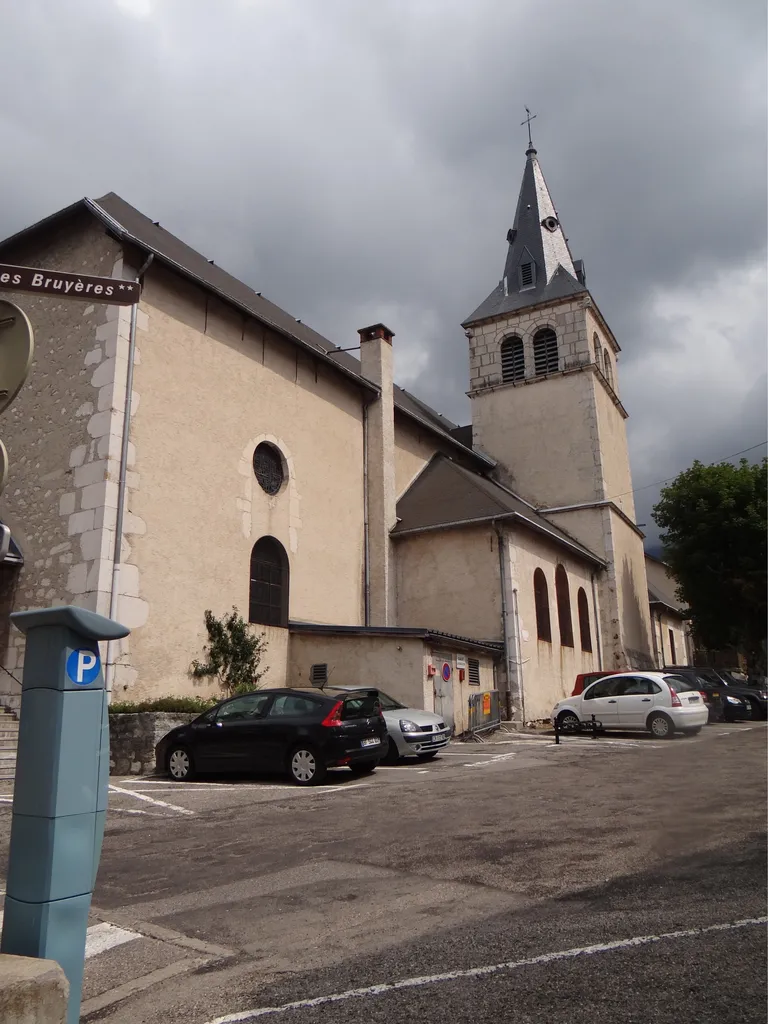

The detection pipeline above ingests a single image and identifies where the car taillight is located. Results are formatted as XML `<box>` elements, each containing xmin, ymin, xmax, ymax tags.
<box><xmin>699</xmin><ymin>691</ymin><xmax>708</xmax><ymax>702</ymax></box>
<box><xmin>669</xmin><ymin>687</ymin><xmax>682</xmax><ymax>707</ymax></box>
<box><xmin>321</xmin><ymin>700</ymin><xmax>344</xmax><ymax>727</ymax></box>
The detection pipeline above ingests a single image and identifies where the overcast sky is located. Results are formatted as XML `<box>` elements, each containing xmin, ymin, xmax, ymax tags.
<box><xmin>1</xmin><ymin>0</ymin><xmax>766</xmax><ymax>548</ymax></box>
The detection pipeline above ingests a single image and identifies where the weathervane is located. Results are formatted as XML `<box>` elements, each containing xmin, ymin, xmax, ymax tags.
<box><xmin>521</xmin><ymin>106</ymin><xmax>537</xmax><ymax>150</ymax></box>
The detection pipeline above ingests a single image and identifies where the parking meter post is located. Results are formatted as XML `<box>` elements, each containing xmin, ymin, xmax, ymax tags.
<box><xmin>554</xmin><ymin>717</ymin><xmax>560</xmax><ymax>744</ymax></box>
<box><xmin>591</xmin><ymin>714</ymin><xmax>597</xmax><ymax>739</ymax></box>
<box><xmin>0</xmin><ymin>606</ymin><xmax>129</xmax><ymax>1024</ymax></box>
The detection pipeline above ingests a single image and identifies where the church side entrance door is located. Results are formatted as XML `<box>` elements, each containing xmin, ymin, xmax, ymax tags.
<box><xmin>433</xmin><ymin>652</ymin><xmax>455</xmax><ymax>732</ymax></box>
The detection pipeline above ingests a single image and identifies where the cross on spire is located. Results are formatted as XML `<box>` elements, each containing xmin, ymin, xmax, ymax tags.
<box><xmin>521</xmin><ymin>106</ymin><xmax>537</xmax><ymax>151</ymax></box>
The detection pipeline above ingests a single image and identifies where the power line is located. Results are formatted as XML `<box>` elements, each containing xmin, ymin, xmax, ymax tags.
<box><xmin>610</xmin><ymin>440</ymin><xmax>768</xmax><ymax>503</ymax></box>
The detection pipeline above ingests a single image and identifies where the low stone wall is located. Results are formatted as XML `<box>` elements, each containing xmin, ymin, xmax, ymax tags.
<box><xmin>0</xmin><ymin>954</ymin><xmax>68</xmax><ymax>1023</ymax></box>
<box><xmin>109</xmin><ymin>712</ymin><xmax>197</xmax><ymax>775</ymax></box>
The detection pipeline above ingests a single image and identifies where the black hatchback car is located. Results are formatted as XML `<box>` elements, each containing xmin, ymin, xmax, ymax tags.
<box><xmin>662</xmin><ymin>667</ymin><xmax>752</xmax><ymax>722</ymax></box>
<box><xmin>156</xmin><ymin>688</ymin><xmax>387</xmax><ymax>786</ymax></box>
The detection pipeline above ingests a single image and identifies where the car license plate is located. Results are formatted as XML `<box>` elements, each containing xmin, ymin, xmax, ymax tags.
<box><xmin>687</xmin><ymin>695</ymin><xmax>699</xmax><ymax>703</ymax></box>
<box><xmin>361</xmin><ymin>737</ymin><xmax>380</xmax><ymax>747</ymax></box>
<box><xmin>712</xmin><ymin>692</ymin><xmax>719</xmax><ymax>698</ymax></box>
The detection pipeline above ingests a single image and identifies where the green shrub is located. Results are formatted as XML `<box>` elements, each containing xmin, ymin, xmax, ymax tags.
<box><xmin>108</xmin><ymin>695</ymin><xmax>218</xmax><ymax>715</ymax></box>
<box><xmin>190</xmin><ymin>607</ymin><xmax>268</xmax><ymax>696</ymax></box>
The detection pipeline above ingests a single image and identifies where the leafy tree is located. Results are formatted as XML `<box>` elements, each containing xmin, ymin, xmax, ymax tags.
<box><xmin>190</xmin><ymin>607</ymin><xmax>268</xmax><ymax>696</ymax></box>
<box><xmin>652</xmin><ymin>458</ymin><xmax>767</xmax><ymax>674</ymax></box>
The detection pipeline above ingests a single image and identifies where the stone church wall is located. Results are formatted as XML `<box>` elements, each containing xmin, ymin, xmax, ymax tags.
<box><xmin>504</xmin><ymin>526</ymin><xmax>599</xmax><ymax>722</ymax></box>
<box><xmin>0</xmin><ymin>215</ymin><xmax>124</xmax><ymax>701</ymax></box>
<box><xmin>394</xmin><ymin>525</ymin><xmax>502</xmax><ymax>640</ymax></box>
<box><xmin>117</xmin><ymin>266</ymin><xmax>368</xmax><ymax>701</ymax></box>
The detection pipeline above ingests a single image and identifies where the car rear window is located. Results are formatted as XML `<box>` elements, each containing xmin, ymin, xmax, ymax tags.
<box><xmin>341</xmin><ymin>694</ymin><xmax>381</xmax><ymax>719</ymax></box>
<box><xmin>664</xmin><ymin>675</ymin><xmax>697</xmax><ymax>691</ymax></box>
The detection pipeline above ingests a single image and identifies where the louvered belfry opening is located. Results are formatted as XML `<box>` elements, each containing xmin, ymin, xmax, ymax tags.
<box><xmin>520</xmin><ymin>262</ymin><xmax>534</xmax><ymax>288</ymax></box>
<box><xmin>500</xmin><ymin>336</ymin><xmax>525</xmax><ymax>383</ymax></box>
<box><xmin>533</xmin><ymin>327</ymin><xmax>558</xmax><ymax>376</ymax></box>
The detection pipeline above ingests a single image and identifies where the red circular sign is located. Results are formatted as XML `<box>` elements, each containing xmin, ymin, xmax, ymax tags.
<box><xmin>441</xmin><ymin>662</ymin><xmax>452</xmax><ymax>682</ymax></box>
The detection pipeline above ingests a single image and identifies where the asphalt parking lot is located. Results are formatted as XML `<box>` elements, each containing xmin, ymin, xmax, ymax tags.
<box><xmin>0</xmin><ymin>722</ymin><xmax>765</xmax><ymax>1023</ymax></box>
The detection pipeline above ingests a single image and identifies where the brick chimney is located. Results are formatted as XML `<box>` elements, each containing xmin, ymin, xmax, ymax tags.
<box><xmin>359</xmin><ymin>324</ymin><xmax>396</xmax><ymax>625</ymax></box>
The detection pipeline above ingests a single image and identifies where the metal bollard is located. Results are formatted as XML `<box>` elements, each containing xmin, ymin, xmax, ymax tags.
<box><xmin>554</xmin><ymin>716</ymin><xmax>560</xmax><ymax>744</ymax></box>
<box><xmin>0</xmin><ymin>606</ymin><xmax>129</xmax><ymax>1024</ymax></box>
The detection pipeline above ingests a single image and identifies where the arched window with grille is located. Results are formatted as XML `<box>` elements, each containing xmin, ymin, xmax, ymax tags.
<box><xmin>533</xmin><ymin>568</ymin><xmax>552</xmax><ymax>642</ymax></box>
<box><xmin>577</xmin><ymin>587</ymin><xmax>592</xmax><ymax>653</ymax></box>
<box><xmin>249</xmin><ymin>536</ymin><xmax>289</xmax><ymax>627</ymax></box>
<box><xmin>593</xmin><ymin>332</ymin><xmax>601</xmax><ymax>364</ymax></box>
<box><xmin>500</xmin><ymin>336</ymin><xmax>525</xmax><ymax>383</ymax></box>
<box><xmin>533</xmin><ymin>327</ymin><xmax>558</xmax><ymax>376</ymax></box>
<box><xmin>555</xmin><ymin>564</ymin><xmax>574</xmax><ymax>647</ymax></box>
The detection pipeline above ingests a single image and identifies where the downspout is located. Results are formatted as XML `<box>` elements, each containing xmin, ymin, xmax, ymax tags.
<box><xmin>495</xmin><ymin>523</ymin><xmax>523</xmax><ymax>723</ymax></box>
<box><xmin>650</xmin><ymin>608</ymin><xmax>660</xmax><ymax>668</ymax></box>
<box><xmin>362</xmin><ymin>401</ymin><xmax>370</xmax><ymax>626</ymax></box>
<box><xmin>105</xmin><ymin>252</ymin><xmax>154</xmax><ymax>698</ymax></box>
<box><xmin>510</xmin><ymin>585</ymin><xmax>526</xmax><ymax>725</ymax></box>
<box><xmin>590</xmin><ymin>571</ymin><xmax>604</xmax><ymax>669</ymax></box>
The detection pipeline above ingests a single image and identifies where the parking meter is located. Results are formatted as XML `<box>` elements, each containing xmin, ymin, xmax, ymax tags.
<box><xmin>0</xmin><ymin>605</ymin><xmax>129</xmax><ymax>1024</ymax></box>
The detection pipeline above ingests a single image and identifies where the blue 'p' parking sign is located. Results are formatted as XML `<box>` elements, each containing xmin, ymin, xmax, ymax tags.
<box><xmin>66</xmin><ymin>647</ymin><xmax>101</xmax><ymax>686</ymax></box>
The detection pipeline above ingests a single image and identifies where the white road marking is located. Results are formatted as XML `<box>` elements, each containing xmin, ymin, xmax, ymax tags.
<box><xmin>109</xmin><ymin>784</ymin><xmax>194</xmax><ymax>816</ymax></box>
<box><xmin>123</xmin><ymin>779</ymin><xmax>233</xmax><ymax>787</ymax></box>
<box><xmin>205</xmin><ymin>916</ymin><xmax>768</xmax><ymax>1023</ymax></box>
<box><xmin>83</xmin><ymin>921</ymin><xmax>142</xmax><ymax>958</ymax></box>
<box><xmin>463</xmin><ymin>752</ymin><xmax>518</xmax><ymax>768</ymax></box>
<box><xmin>109</xmin><ymin>806</ymin><xmax>153</xmax><ymax>816</ymax></box>
<box><xmin>0</xmin><ymin>915</ymin><xmax>141</xmax><ymax>959</ymax></box>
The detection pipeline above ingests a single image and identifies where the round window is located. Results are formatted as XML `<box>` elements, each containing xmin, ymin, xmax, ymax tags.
<box><xmin>253</xmin><ymin>443</ymin><xmax>284</xmax><ymax>495</ymax></box>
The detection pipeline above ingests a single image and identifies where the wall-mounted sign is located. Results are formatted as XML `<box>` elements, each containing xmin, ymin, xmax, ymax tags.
<box><xmin>455</xmin><ymin>654</ymin><xmax>467</xmax><ymax>670</ymax></box>
<box><xmin>441</xmin><ymin>662</ymin><xmax>452</xmax><ymax>682</ymax></box>
<box><xmin>0</xmin><ymin>263</ymin><xmax>140</xmax><ymax>305</ymax></box>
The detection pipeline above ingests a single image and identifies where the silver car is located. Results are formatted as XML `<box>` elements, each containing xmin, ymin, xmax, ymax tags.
<box><xmin>328</xmin><ymin>687</ymin><xmax>451</xmax><ymax>762</ymax></box>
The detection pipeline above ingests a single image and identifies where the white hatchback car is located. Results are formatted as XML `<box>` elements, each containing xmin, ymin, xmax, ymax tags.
<box><xmin>551</xmin><ymin>671</ymin><xmax>709</xmax><ymax>739</ymax></box>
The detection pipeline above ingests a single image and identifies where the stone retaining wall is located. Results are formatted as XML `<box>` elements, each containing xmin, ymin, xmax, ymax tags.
<box><xmin>109</xmin><ymin>712</ymin><xmax>196</xmax><ymax>775</ymax></box>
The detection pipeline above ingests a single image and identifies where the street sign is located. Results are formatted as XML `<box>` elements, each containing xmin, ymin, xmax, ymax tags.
<box><xmin>0</xmin><ymin>263</ymin><xmax>139</xmax><ymax>305</ymax></box>
<box><xmin>0</xmin><ymin>299</ymin><xmax>34</xmax><ymax>417</ymax></box>
<box><xmin>441</xmin><ymin>662</ymin><xmax>452</xmax><ymax>682</ymax></box>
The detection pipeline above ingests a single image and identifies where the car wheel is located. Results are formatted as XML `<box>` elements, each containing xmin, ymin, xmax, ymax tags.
<box><xmin>289</xmin><ymin>746</ymin><xmax>327</xmax><ymax>786</ymax></box>
<box><xmin>557</xmin><ymin>711</ymin><xmax>580</xmax><ymax>734</ymax></box>
<box><xmin>417</xmin><ymin>752</ymin><xmax>438</xmax><ymax>761</ymax></box>
<box><xmin>648</xmin><ymin>712</ymin><xmax>674</xmax><ymax>739</ymax></box>
<box><xmin>167</xmin><ymin>746</ymin><xmax>195</xmax><ymax>781</ymax></box>
<box><xmin>384</xmin><ymin>737</ymin><xmax>401</xmax><ymax>763</ymax></box>
<box><xmin>349</xmin><ymin>760</ymin><xmax>378</xmax><ymax>776</ymax></box>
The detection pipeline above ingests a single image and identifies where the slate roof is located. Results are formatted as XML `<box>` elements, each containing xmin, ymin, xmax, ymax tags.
<box><xmin>289</xmin><ymin>621</ymin><xmax>503</xmax><ymax>654</ymax></box>
<box><xmin>392</xmin><ymin>455</ymin><xmax>605</xmax><ymax>566</ymax></box>
<box><xmin>464</xmin><ymin>148</ymin><xmax>587</xmax><ymax>326</ymax></box>
<box><xmin>645</xmin><ymin>555</ymin><xmax>688</xmax><ymax>617</ymax></box>
<box><xmin>0</xmin><ymin>193</ymin><xmax>491</xmax><ymax>470</ymax></box>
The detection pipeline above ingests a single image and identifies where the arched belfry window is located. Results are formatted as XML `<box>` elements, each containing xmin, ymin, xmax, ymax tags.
<box><xmin>555</xmin><ymin>564</ymin><xmax>574</xmax><ymax>647</ymax></box>
<box><xmin>603</xmin><ymin>351</ymin><xmax>614</xmax><ymax>388</ymax></box>
<box><xmin>533</xmin><ymin>568</ymin><xmax>552</xmax><ymax>642</ymax></box>
<box><xmin>500</xmin><ymin>336</ymin><xmax>525</xmax><ymax>383</ymax></box>
<box><xmin>249</xmin><ymin>536</ymin><xmax>289</xmax><ymax>627</ymax></box>
<box><xmin>577</xmin><ymin>587</ymin><xmax>592</xmax><ymax>653</ymax></box>
<box><xmin>593</xmin><ymin>333</ymin><xmax>600</xmax><ymax>364</ymax></box>
<box><xmin>533</xmin><ymin>328</ymin><xmax>558</xmax><ymax>376</ymax></box>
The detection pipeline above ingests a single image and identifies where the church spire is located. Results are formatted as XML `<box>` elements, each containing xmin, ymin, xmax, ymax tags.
<box><xmin>463</xmin><ymin>140</ymin><xmax>587</xmax><ymax>327</ymax></box>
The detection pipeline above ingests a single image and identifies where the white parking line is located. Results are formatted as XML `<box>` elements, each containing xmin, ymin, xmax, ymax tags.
<box><xmin>83</xmin><ymin>921</ymin><xmax>142</xmax><ymax>958</ymax></box>
<box><xmin>109</xmin><ymin>784</ymin><xmax>194</xmax><ymax>816</ymax></box>
<box><xmin>205</xmin><ymin>916</ymin><xmax>768</xmax><ymax>1023</ymax></box>
<box><xmin>109</xmin><ymin>806</ymin><xmax>153</xmax><ymax>816</ymax></box>
<box><xmin>0</xmin><ymin>916</ymin><xmax>141</xmax><ymax>959</ymax></box>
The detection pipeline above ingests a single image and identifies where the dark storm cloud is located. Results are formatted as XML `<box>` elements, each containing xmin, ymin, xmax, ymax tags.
<box><xmin>1</xmin><ymin>0</ymin><xmax>765</xmax><ymax>545</ymax></box>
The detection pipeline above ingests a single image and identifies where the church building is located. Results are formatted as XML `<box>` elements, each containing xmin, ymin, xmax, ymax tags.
<box><xmin>0</xmin><ymin>143</ymin><xmax>680</xmax><ymax>730</ymax></box>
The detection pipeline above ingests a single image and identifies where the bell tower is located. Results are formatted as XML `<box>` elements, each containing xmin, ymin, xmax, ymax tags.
<box><xmin>463</xmin><ymin>140</ymin><xmax>654</xmax><ymax>670</ymax></box>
